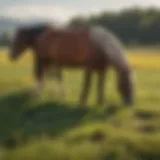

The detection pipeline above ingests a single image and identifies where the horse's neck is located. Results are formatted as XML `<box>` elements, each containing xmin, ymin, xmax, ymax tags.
<box><xmin>89</xmin><ymin>26</ymin><xmax>129</xmax><ymax>73</ymax></box>
<box><xmin>27</xmin><ymin>34</ymin><xmax>39</xmax><ymax>50</ymax></box>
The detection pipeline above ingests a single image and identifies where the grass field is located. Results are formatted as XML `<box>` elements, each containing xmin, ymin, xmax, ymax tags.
<box><xmin>0</xmin><ymin>48</ymin><xmax>160</xmax><ymax>160</ymax></box>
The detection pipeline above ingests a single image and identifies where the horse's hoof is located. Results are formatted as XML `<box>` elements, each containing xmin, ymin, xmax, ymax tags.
<box><xmin>97</xmin><ymin>101</ymin><xmax>104</xmax><ymax>106</ymax></box>
<box><xmin>30</xmin><ymin>88</ymin><xmax>41</xmax><ymax>97</ymax></box>
<box><xmin>79</xmin><ymin>102</ymin><xmax>88</xmax><ymax>108</ymax></box>
<box><xmin>60</xmin><ymin>93</ymin><xmax>66</xmax><ymax>99</ymax></box>
<box><xmin>60</xmin><ymin>89</ymin><xmax>66</xmax><ymax>99</ymax></box>
<box><xmin>124</xmin><ymin>99</ymin><xmax>133</xmax><ymax>107</ymax></box>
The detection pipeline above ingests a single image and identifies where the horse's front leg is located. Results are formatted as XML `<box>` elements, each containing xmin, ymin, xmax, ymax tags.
<box><xmin>80</xmin><ymin>69</ymin><xmax>92</xmax><ymax>106</ymax></box>
<box><xmin>55</xmin><ymin>68</ymin><xmax>66</xmax><ymax>98</ymax></box>
<box><xmin>34</xmin><ymin>57</ymin><xmax>44</xmax><ymax>95</ymax></box>
<box><xmin>97</xmin><ymin>69</ymin><xmax>106</xmax><ymax>105</ymax></box>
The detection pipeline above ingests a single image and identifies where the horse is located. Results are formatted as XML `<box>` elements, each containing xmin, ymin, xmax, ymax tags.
<box><xmin>9</xmin><ymin>24</ymin><xmax>66</xmax><ymax>96</ymax></box>
<box><xmin>9</xmin><ymin>25</ymin><xmax>134</xmax><ymax>107</ymax></box>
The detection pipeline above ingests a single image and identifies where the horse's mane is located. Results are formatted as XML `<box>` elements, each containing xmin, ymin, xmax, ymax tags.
<box><xmin>25</xmin><ymin>24</ymin><xmax>50</xmax><ymax>38</ymax></box>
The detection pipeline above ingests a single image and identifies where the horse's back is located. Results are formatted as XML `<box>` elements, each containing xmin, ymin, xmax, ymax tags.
<box><xmin>37</xmin><ymin>28</ymin><xmax>94</xmax><ymax>65</ymax></box>
<box><xmin>36</xmin><ymin>26</ymin><xmax>110</xmax><ymax>69</ymax></box>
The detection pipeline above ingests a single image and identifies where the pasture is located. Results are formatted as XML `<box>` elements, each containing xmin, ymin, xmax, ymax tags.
<box><xmin>0</xmin><ymin>48</ymin><xmax>159</xmax><ymax>160</ymax></box>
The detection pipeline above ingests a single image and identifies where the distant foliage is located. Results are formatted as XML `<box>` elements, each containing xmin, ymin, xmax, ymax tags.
<box><xmin>1</xmin><ymin>7</ymin><xmax>160</xmax><ymax>46</ymax></box>
<box><xmin>69</xmin><ymin>7</ymin><xmax>160</xmax><ymax>45</ymax></box>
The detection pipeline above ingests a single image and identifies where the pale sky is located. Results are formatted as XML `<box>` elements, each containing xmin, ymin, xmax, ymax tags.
<box><xmin>0</xmin><ymin>0</ymin><xmax>160</xmax><ymax>24</ymax></box>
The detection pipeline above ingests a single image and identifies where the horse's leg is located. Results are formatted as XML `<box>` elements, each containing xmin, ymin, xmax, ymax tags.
<box><xmin>97</xmin><ymin>69</ymin><xmax>105</xmax><ymax>105</ymax></box>
<box><xmin>80</xmin><ymin>69</ymin><xmax>92</xmax><ymax>106</ymax></box>
<box><xmin>56</xmin><ymin>68</ymin><xmax>66</xmax><ymax>98</ymax></box>
<box><xmin>34</xmin><ymin>57</ymin><xmax>44</xmax><ymax>94</ymax></box>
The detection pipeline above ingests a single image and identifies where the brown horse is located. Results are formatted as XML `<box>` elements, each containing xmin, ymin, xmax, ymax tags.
<box><xmin>9</xmin><ymin>25</ymin><xmax>134</xmax><ymax>106</ymax></box>
<box><xmin>9</xmin><ymin>24</ymin><xmax>66</xmax><ymax>96</ymax></box>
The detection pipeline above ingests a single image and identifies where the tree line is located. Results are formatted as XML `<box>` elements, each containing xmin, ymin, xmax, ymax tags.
<box><xmin>0</xmin><ymin>7</ymin><xmax>160</xmax><ymax>46</ymax></box>
<box><xmin>69</xmin><ymin>7</ymin><xmax>160</xmax><ymax>45</ymax></box>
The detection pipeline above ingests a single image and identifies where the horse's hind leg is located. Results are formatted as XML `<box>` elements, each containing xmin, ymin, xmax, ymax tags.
<box><xmin>34</xmin><ymin>57</ymin><xmax>44</xmax><ymax>95</ymax></box>
<box><xmin>97</xmin><ymin>69</ymin><xmax>106</xmax><ymax>105</ymax></box>
<box><xmin>80</xmin><ymin>69</ymin><xmax>92</xmax><ymax>106</ymax></box>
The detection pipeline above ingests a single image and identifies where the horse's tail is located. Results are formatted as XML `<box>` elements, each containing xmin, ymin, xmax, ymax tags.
<box><xmin>89</xmin><ymin>25</ymin><xmax>130</xmax><ymax>73</ymax></box>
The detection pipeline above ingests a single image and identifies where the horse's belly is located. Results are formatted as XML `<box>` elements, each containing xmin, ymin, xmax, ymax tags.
<box><xmin>50</xmin><ymin>40</ymin><xmax>92</xmax><ymax>65</ymax></box>
<box><xmin>54</xmin><ymin>54</ymin><xmax>90</xmax><ymax>67</ymax></box>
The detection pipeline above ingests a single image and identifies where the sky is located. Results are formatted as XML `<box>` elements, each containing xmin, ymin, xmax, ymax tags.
<box><xmin>0</xmin><ymin>0</ymin><xmax>160</xmax><ymax>24</ymax></box>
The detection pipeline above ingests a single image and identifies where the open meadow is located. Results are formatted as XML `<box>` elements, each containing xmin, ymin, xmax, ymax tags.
<box><xmin>0</xmin><ymin>47</ymin><xmax>159</xmax><ymax>160</ymax></box>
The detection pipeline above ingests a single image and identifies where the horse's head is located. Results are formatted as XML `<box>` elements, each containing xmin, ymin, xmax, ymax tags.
<box><xmin>9</xmin><ymin>24</ymin><xmax>51</xmax><ymax>61</ymax></box>
<box><xmin>117</xmin><ymin>68</ymin><xmax>135</xmax><ymax>106</ymax></box>
<box><xmin>9</xmin><ymin>27</ymin><xmax>29</xmax><ymax>60</ymax></box>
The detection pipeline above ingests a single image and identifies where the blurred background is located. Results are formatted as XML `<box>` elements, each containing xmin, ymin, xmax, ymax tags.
<box><xmin>1</xmin><ymin>0</ymin><xmax>160</xmax><ymax>46</ymax></box>
<box><xmin>0</xmin><ymin>1</ymin><xmax>160</xmax><ymax>160</ymax></box>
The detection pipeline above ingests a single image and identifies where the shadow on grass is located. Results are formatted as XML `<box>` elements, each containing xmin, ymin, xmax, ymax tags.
<box><xmin>0</xmin><ymin>90</ymin><xmax>90</xmax><ymax>145</ymax></box>
<box><xmin>0</xmin><ymin>89</ymin><xmax>122</xmax><ymax>149</ymax></box>
<box><xmin>0</xmin><ymin>90</ymin><xmax>33</xmax><ymax>140</ymax></box>
<box><xmin>22</xmin><ymin>101</ymin><xmax>89</xmax><ymax>138</ymax></box>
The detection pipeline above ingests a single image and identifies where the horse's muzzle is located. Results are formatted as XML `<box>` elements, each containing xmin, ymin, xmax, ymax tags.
<box><xmin>9</xmin><ymin>52</ymin><xmax>16</xmax><ymax>61</ymax></box>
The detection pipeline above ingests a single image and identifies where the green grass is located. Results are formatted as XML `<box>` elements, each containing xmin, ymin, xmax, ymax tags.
<box><xmin>0</xmin><ymin>49</ymin><xmax>160</xmax><ymax>160</ymax></box>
